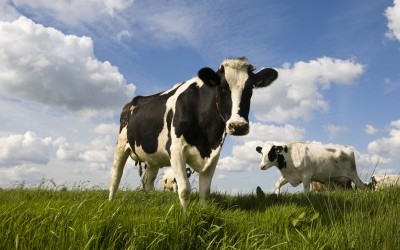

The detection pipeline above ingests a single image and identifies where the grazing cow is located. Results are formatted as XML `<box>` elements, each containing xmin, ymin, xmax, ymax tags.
<box><xmin>109</xmin><ymin>57</ymin><xmax>278</xmax><ymax>209</ymax></box>
<box><xmin>369</xmin><ymin>174</ymin><xmax>400</xmax><ymax>190</ymax></box>
<box><xmin>311</xmin><ymin>180</ymin><xmax>352</xmax><ymax>192</ymax></box>
<box><xmin>163</xmin><ymin>167</ymin><xmax>195</xmax><ymax>192</ymax></box>
<box><xmin>256</xmin><ymin>141</ymin><xmax>367</xmax><ymax>195</ymax></box>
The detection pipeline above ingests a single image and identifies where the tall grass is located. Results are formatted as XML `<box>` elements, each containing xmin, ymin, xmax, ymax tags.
<box><xmin>1</xmin><ymin>187</ymin><xmax>399</xmax><ymax>249</ymax></box>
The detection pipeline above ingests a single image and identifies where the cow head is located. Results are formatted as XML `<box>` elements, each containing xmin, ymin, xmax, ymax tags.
<box><xmin>198</xmin><ymin>57</ymin><xmax>278</xmax><ymax>136</ymax></box>
<box><xmin>256</xmin><ymin>143</ymin><xmax>288</xmax><ymax>170</ymax></box>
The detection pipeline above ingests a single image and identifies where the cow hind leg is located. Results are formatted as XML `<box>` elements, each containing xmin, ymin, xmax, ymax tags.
<box><xmin>141</xmin><ymin>165</ymin><xmax>159</xmax><ymax>190</ymax></box>
<box><xmin>109</xmin><ymin>128</ymin><xmax>131</xmax><ymax>200</ymax></box>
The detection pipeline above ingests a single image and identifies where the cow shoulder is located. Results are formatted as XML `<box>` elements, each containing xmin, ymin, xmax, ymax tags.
<box><xmin>288</xmin><ymin>142</ymin><xmax>309</xmax><ymax>169</ymax></box>
<box><xmin>173</xmin><ymin>82</ymin><xmax>225</xmax><ymax>159</ymax></box>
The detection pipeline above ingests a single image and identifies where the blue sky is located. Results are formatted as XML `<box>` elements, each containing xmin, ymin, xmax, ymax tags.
<box><xmin>0</xmin><ymin>0</ymin><xmax>399</xmax><ymax>193</ymax></box>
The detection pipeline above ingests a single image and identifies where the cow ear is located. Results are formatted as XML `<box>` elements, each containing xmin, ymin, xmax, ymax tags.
<box><xmin>254</xmin><ymin>68</ymin><xmax>278</xmax><ymax>88</ymax></box>
<box><xmin>198</xmin><ymin>67</ymin><xmax>220</xmax><ymax>86</ymax></box>
<box><xmin>284</xmin><ymin>145</ymin><xmax>288</xmax><ymax>153</ymax></box>
<box><xmin>256</xmin><ymin>146</ymin><xmax>262</xmax><ymax>154</ymax></box>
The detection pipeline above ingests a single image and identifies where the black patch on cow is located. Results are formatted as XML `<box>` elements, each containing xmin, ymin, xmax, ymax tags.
<box><xmin>166</xmin><ymin>109</ymin><xmax>173</xmax><ymax>156</ymax></box>
<box><xmin>256</xmin><ymin>146</ymin><xmax>262</xmax><ymax>154</ymax></box>
<box><xmin>127</xmin><ymin>87</ymin><xmax>179</xmax><ymax>154</ymax></box>
<box><xmin>237</xmin><ymin>83</ymin><xmax>253</xmax><ymax>122</ymax></box>
<box><xmin>216</xmin><ymin>82</ymin><xmax>232</xmax><ymax>122</ymax></box>
<box><xmin>174</xmin><ymin>82</ymin><xmax>225</xmax><ymax>158</ymax></box>
<box><xmin>326</xmin><ymin>148</ymin><xmax>337</xmax><ymax>153</ymax></box>
<box><xmin>267</xmin><ymin>145</ymin><xmax>277</xmax><ymax>162</ymax></box>
<box><xmin>277</xmin><ymin>154</ymin><xmax>286</xmax><ymax>169</ymax></box>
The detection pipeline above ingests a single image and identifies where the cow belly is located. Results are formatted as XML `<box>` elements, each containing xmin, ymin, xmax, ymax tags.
<box><xmin>133</xmin><ymin>146</ymin><xmax>171</xmax><ymax>167</ymax></box>
<box><xmin>281</xmin><ymin>171</ymin><xmax>303</xmax><ymax>186</ymax></box>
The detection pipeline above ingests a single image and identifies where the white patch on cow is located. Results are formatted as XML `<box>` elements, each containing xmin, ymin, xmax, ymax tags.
<box><xmin>221</xmin><ymin>59</ymin><xmax>251</xmax><ymax>132</ymax></box>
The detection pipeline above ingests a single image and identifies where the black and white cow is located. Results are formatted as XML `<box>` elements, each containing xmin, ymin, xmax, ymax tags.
<box><xmin>109</xmin><ymin>57</ymin><xmax>278</xmax><ymax>209</ymax></box>
<box><xmin>256</xmin><ymin>141</ymin><xmax>367</xmax><ymax>195</ymax></box>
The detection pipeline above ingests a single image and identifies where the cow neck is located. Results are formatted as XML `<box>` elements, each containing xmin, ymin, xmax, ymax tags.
<box><xmin>215</xmin><ymin>87</ymin><xmax>227</xmax><ymax>123</ymax></box>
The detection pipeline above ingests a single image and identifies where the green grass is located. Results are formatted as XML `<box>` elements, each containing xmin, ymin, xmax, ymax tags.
<box><xmin>1</xmin><ymin>187</ymin><xmax>399</xmax><ymax>249</ymax></box>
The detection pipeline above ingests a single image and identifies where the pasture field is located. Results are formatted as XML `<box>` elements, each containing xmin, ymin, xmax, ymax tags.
<box><xmin>0</xmin><ymin>187</ymin><xmax>399</xmax><ymax>249</ymax></box>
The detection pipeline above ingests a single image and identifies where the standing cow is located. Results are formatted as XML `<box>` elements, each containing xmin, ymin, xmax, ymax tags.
<box><xmin>369</xmin><ymin>174</ymin><xmax>400</xmax><ymax>190</ymax></box>
<box><xmin>256</xmin><ymin>141</ymin><xmax>367</xmax><ymax>195</ymax></box>
<box><xmin>109</xmin><ymin>57</ymin><xmax>278</xmax><ymax>209</ymax></box>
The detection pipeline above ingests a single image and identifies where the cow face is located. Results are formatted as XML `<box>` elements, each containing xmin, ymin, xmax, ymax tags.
<box><xmin>256</xmin><ymin>143</ymin><xmax>288</xmax><ymax>170</ymax></box>
<box><xmin>198</xmin><ymin>57</ymin><xmax>278</xmax><ymax>136</ymax></box>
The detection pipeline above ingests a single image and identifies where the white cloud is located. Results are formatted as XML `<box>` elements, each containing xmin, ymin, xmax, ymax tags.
<box><xmin>239</xmin><ymin>122</ymin><xmax>305</xmax><ymax>142</ymax></box>
<box><xmin>0</xmin><ymin>17</ymin><xmax>134</xmax><ymax>114</ymax></box>
<box><xmin>364</xmin><ymin>124</ymin><xmax>378</xmax><ymax>135</ymax></box>
<box><xmin>368</xmin><ymin>119</ymin><xmax>400</xmax><ymax>159</ymax></box>
<box><xmin>252</xmin><ymin>57</ymin><xmax>364</xmax><ymax>123</ymax></box>
<box><xmin>324</xmin><ymin>124</ymin><xmax>349</xmax><ymax>138</ymax></box>
<box><xmin>384</xmin><ymin>77</ymin><xmax>400</xmax><ymax>93</ymax></box>
<box><xmin>0</xmin><ymin>165</ymin><xmax>43</xmax><ymax>186</ymax></box>
<box><xmin>0</xmin><ymin>131</ymin><xmax>57</xmax><ymax>167</ymax></box>
<box><xmin>218</xmin><ymin>141</ymin><xmax>263</xmax><ymax>172</ymax></box>
<box><xmin>10</xmin><ymin>0</ymin><xmax>133</xmax><ymax>25</ymax></box>
<box><xmin>116</xmin><ymin>29</ymin><xmax>133</xmax><ymax>41</ymax></box>
<box><xmin>385</xmin><ymin>0</ymin><xmax>400</xmax><ymax>41</ymax></box>
<box><xmin>56</xmin><ymin>123</ymin><xmax>116</xmax><ymax>170</ymax></box>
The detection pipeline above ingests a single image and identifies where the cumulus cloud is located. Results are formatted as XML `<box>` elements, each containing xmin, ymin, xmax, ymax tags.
<box><xmin>218</xmin><ymin>141</ymin><xmax>263</xmax><ymax>172</ymax></box>
<box><xmin>385</xmin><ymin>0</ymin><xmax>400</xmax><ymax>41</ymax></box>
<box><xmin>252</xmin><ymin>57</ymin><xmax>364</xmax><ymax>123</ymax></box>
<box><xmin>238</xmin><ymin>122</ymin><xmax>305</xmax><ymax>142</ymax></box>
<box><xmin>364</xmin><ymin>124</ymin><xmax>378</xmax><ymax>135</ymax></box>
<box><xmin>56</xmin><ymin>123</ymin><xmax>117</xmax><ymax>170</ymax></box>
<box><xmin>0</xmin><ymin>131</ymin><xmax>58</xmax><ymax>167</ymax></box>
<box><xmin>368</xmin><ymin>119</ymin><xmax>400</xmax><ymax>159</ymax></box>
<box><xmin>0</xmin><ymin>165</ymin><xmax>43</xmax><ymax>186</ymax></box>
<box><xmin>0</xmin><ymin>17</ymin><xmax>134</xmax><ymax>114</ymax></box>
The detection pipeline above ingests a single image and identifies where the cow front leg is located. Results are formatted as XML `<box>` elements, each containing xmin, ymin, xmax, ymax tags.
<box><xmin>274</xmin><ymin>176</ymin><xmax>288</xmax><ymax>195</ymax></box>
<box><xmin>141</xmin><ymin>165</ymin><xmax>159</xmax><ymax>190</ymax></box>
<box><xmin>199</xmin><ymin>163</ymin><xmax>217</xmax><ymax>206</ymax></box>
<box><xmin>109</xmin><ymin>127</ymin><xmax>130</xmax><ymax>200</ymax></box>
<box><xmin>170</xmin><ymin>148</ymin><xmax>190</xmax><ymax>210</ymax></box>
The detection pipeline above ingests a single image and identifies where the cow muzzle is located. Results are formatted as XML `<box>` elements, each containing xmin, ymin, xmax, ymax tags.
<box><xmin>226</xmin><ymin>121</ymin><xmax>249</xmax><ymax>135</ymax></box>
<box><xmin>259</xmin><ymin>164</ymin><xmax>267</xmax><ymax>170</ymax></box>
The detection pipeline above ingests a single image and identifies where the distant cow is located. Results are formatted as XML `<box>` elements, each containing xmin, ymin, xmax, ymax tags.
<box><xmin>109</xmin><ymin>57</ymin><xmax>278</xmax><ymax>209</ymax></box>
<box><xmin>256</xmin><ymin>141</ymin><xmax>367</xmax><ymax>195</ymax></box>
<box><xmin>369</xmin><ymin>174</ymin><xmax>400</xmax><ymax>190</ymax></box>
<box><xmin>163</xmin><ymin>167</ymin><xmax>195</xmax><ymax>192</ymax></box>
